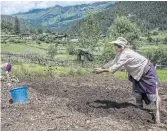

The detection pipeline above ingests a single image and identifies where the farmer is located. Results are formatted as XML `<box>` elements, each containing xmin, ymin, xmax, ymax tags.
<box><xmin>95</xmin><ymin>37</ymin><xmax>159</xmax><ymax>108</ymax></box>
<box><xmin>0</xmin><ymin>62</ymin><xmax>12</xmax><ymax>74</ymax></box>
<box><xmin>0</xmin><ymin>62</ymin><xmax>12</xmax><ymax>82</ymax></box>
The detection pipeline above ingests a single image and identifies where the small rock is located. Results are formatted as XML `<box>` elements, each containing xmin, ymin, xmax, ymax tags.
<box><xmin>86</xmin><ymin>120</ymin><xmax>90</xmax><ymax>124</ymax></box>
<box><xmin>165</xmin><ymin>120</ymin><xmax>167</xmax><ymax>124</ymax></box>
<box><xmin>31</xmin><ymin>117</ymin><xmax>34</xmax><ymax>120</ymax></box>
<box><xmin>7</xmin><ymin>83</ymin><xmax>11</xmax><ymax>86</ymax></box>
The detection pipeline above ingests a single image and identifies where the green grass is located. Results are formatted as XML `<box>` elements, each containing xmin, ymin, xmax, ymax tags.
<box><xmin>1</xmin><ymin>43</ymin><xmax>76</xmax><ymax>61</ymax></box>
<box><xmin>11</xmin><ymin>63</ymin><xmax>167</xmax><ymax>82</ymax></box>
<box><xmin>113</xmin><ymin>70</ymin><xmax>167</xmax><ymax>82</ymax></box>
<box><xmin>54</xmin><ymin>54</ymin><xmax>76</xmax><ymax>60</ymax></box>
<box><xmin>156</xmin><ymin>70</ymin><xmax>167</xmax><ymax>82</ymax></box>
<box><xmin>1</xmin><ymin>43</ymin><xmax>47</xmax><ymax>54</ymax></box>
<box><xmin>12</xmin><ymin>63</ymin><xmax>69</xmax><ymax>78</ymax></box>
<box><xmin>12</xmin><ymin>63</ymin><xmax>90</xmax><ymax>78</ymax></box>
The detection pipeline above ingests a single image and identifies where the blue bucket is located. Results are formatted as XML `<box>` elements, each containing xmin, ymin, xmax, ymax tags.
<box><xmin>10</xmin><ymin>86</ymin><xmax>28</xmax><ymax>103</ymax></box>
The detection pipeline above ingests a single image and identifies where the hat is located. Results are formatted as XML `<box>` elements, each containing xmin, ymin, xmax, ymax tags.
<box><xmin>109</xmin><ymin>37</ymin><xmax>129</xmax><ymax>48</ymax></box>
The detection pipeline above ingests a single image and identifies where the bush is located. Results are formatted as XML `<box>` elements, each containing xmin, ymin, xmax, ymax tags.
<box><xmin>152</xmin><ymin>31</ymin><xmax>159</xmax><ymax>35</ymax></box>
<box><xmin>8</xmin><ymin>38</ymin><xmax>15</xmax><ymax>43</ymax></box>
<box><xmin>143</xmin><ymin>47</ymin><xmax>167</xmax><ymax>65</ymax></box>
<box><xmin>1</xmin><ymin>39</ymin><xmax>7</xmax><ymax>44</ymax></box>
<box><xmin>75</xmin><ymin>68</ymin><xmax>89</xmax><ymax>76</ymax></box>
<box><xmin>32</xmin><ymin>35</ymin><xmax>37</xmax><ymax>40</ymax></box>
<box><xmin>47</xmin><ymin>44</ymin><xmax>58</xmax><ymax>59</ymax></box>
<box><xmin>67</xmin><ymin>43</ymin><xmax>76</xmax><ymax>55</ymax></box>
<box><xmin>147</xmin><ymin>36</ymin><xmax>153</xmax><ymax>42</ymax></box>
<box><xmin>36</xmin><ymin>40</ymin><xmax>41</xmax><ymax>45</ymax></box>
<box><xmin>108</xmin><ymin>16</ymin><xmax>140</xmax><ymax>50</ymax></box>
<box><xmin>67</xmin><ymin>67</ymin><xmax>89</xmax><ymax>76</ymax></box>
<box><xmin>163</xmin><ymin>37</ymin><xmax>167</xmax><ymax>44</ymax></box>
<box><xmin>45</xmin><ymin>38</ymin><xmax>50</xmax><ymax>43</ymax></box>
<box><xmin>14</xmin><ymin>39</ymin><xmax>25</xmax><ymax>44</ymax></box>
<box><xmin>38</xmin><ymin>35</ymin><xmax>45</xmax><ymax>41</ymax></box>
<box><xmin>96</xmin><ymin>39</ymin><xmax>115</xmax><ymax>63</ymax></box>
<box><xmin>67</xmin><ymin>68</ymin><xmax>76</xmax><ymax>76</ymax></box>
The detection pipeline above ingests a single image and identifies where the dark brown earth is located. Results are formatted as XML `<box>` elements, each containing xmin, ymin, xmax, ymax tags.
<box><xmin>1</xmin><ymin>75</ymin><xmax>167</xmax><ymax>131</ymax></box>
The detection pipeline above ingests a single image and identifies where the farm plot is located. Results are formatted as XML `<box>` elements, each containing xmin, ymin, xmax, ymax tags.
<box><xmin>1</xmin><ymin>75</ymin><xmax>167</xmax><ymax>131</ymax></box>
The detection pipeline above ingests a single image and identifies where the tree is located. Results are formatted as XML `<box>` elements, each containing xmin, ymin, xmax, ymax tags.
<box><xmin>78</xmin><ymin>13</ymin><xmax>101</xmax><ymax>51</ymax></box>
<box><xmin>147</xmin><ymin>35</ymin><xmax>153</xmax><ymax>43</ymax></box>
<box><xmin>108</xmin><ymin>16</ymin><xmax>140</xmax><ymax>50</ymax></box>
<box><xmin>46</xmin><ymin>29</ymin><xmax>52</xmax><ymax>34</ymax></box>
<box><xmin>38</xmin><ymin>35</ymin><xmax>45</xmax><ymax>41</ymax></box>
<box><xmin>30</xmin><ymin>29</ymin><xmax>36</xmax><ymax>34</ymax></box>
<box><xmin>14</xmin><ymin>17</ymin><xmax>20</xmax><ymax>34</ymax></box>
<box><xmin>67</xmin><ymin>42</ymin><xmax>76</xmax><ymax>55</ymax></box>
<box><xmin>163</xmin><ymin>37</ymin><xmax>167</xmax><ymax>45</ymax></box>
<box><xmin>36</xmin><ymin>40</ymin><xmax>41</xmax><ymax>45</ymax></box>
<box><xmin>47</xmin><ymin>44</ymin><xmax>58</xmax><ymax>59</ymax></box>
<box><xmin>144</xmin><ymin>47</ymin><xmax>167</xmax><ymax>65</ymax></box>
<box><xmin>152</xmin><ymin>31</ymin><xmax>159</xmax><ymax>35</ymax></box>
<box><xmin>97</xmin><ymin>39</ymin><xmax>116</xmax><ymax>63</ymax></box>
<box><xmin>38</xmin><ymin>29</ymin><xmax>43</xmax><ymax>34</ymax></box>
<box><xmin>1</xmin><ymin>20</ymin><xmax>13</xmax><ymax>32</ymax></box>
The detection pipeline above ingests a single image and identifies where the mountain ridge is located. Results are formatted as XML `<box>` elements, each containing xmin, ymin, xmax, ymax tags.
<box><xmin>13</xmin><ymin>2</ymin><xmax>115</xmax><ymax>32</ymax></box>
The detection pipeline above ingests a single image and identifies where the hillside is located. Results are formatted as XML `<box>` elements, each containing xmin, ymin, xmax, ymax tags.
<box><xmin>66</xmin><ymin>1</ymin><xmax>167</xmax><ymax>35</ymax></box>
<box><xmin>1</xmin><ymin>15</ymin><xmax>48</xmax><ymax>34</ymax></box>
<box><xmin>13</xmin><ymin>2</ymin><xmax>115</xmax><ymax>32</ymax></box>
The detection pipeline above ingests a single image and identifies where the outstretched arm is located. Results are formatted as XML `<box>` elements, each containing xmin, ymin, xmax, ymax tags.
<box><xmin>94</xmin><ymin>68</ymin><xmax>109</xmax><ymax>74</ymax></box>
<box><xmin>95</xmin><ymin>52</ymin><xmax>128</xmax><ymax>74</ymax></box>
<box><xmin>102</xmin><ymin>57</ymin><xmax>116</xmax><ymax>69</ymax></box>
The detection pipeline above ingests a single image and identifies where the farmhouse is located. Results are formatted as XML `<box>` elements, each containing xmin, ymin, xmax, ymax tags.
<box><xmin>20</xmin><ymin>33</ymin><xmax>32</xmax><ymax>39</ymax></box>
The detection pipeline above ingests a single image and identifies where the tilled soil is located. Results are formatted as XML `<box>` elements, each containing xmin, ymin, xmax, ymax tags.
<box><xmin>1</xmin><ymin>75</ymin><xmax>167</xmax><ymax>131</ymax></box>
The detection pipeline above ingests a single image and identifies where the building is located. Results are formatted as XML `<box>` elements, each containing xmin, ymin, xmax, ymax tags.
<box><xmin>20</xmin><ymin>33</ymin><xmax>32</xmax><ymax>40</ymax></box>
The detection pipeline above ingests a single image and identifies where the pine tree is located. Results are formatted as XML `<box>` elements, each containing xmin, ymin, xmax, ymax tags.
<box><xmin>14</xmin><ymin>17</ymin><xmax>20</xmax><ymax>34</ymax></box>
<box><xmin>38</xmin><ymin>29</ymin><xmax>43</xmax><ymax>34</ymax></box>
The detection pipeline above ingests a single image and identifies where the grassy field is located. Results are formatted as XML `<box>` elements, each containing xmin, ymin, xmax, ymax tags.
<box><xmin>114</xmin><ymin>70</ymin><xmax>167</xmax><ymax>82</ymax></box>
<box><xmin>11</xmin><ymin>63</ymin><xmax>167</xmax><ymax>82</ymax></box>
<box><xmin>1</xmin><ymin>43</ymin><xmax>76</xmax><ymax>60</ymax></box>
<box><xmin>11</xmin><ymin>63</ymin><xmax>91</xmax><ymax>78</ymax></box>
<box><xmin>113</xmin><ymin>70</ymin><xmax>167</xmax><ymax>82</ymax></box>
<box><xmin>1</xmin><ymin>43</ymin><xmax>48</xmax><ymax>54</ymax></box>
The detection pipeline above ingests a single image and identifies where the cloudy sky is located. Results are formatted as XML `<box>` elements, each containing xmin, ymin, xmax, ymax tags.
<box><xmin>1</xmin><ymin>1</ymin><xmax>94</xmax><ymax>15</ymax></box>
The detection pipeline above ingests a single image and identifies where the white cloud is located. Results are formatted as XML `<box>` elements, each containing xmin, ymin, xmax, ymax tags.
<box><xmin>1</xmin><ymin>1</ymin><xmax>93</xmax><ymax>15</ymax></box>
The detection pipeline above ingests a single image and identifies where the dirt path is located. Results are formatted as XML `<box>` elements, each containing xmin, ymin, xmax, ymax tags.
<box><xmin>1</xmin><ymin>75</ymin><xmax>167</xmax><ymax>131</ymax></box>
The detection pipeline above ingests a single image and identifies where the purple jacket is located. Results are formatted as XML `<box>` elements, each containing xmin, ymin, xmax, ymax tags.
<box><xmin>5</xmin><ymin>63</ymin><xmax>12</xmax><ymax>72</ymax></box>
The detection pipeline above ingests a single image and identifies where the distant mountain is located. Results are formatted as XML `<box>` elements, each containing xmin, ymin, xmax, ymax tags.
<box><xmin>1</xmin><ymin>15</ymin><xmax>48</xmax><ymax>34</ymax></box>
<box><xmin>13</xmin><ymin>2</ymin><xmax>115</xmax><ymax>32</ymax></box>
<box><xmin>66</xmin><ymin>1</ymin><xmax>167</xmax><ymax>35</ymax></box>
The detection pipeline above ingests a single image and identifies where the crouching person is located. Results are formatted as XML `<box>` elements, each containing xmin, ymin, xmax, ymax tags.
<box><xmin>1</xmin><ymin>62</ymin><xmax>12</xmax><ymax>74</ymax></box>
<box><xmin>94</xmin><ymin>37</ymin><xmax>160</xmax><ymax>108</ymax></box>
<box><xmin>1</xmin><ymin>62</ymin><xmax>12</xmax><ymax>81</ymax></box>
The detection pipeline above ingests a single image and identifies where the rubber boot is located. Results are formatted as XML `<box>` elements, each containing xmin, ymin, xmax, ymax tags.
<box><xmin>135</xmin><ymin>93</ymin><xmax>143</xmax><ymax>108</ymax></box>
<box><xmin>142</xmin><ymin>94</ymin><xmax>151</xmax><ymax>105</ymax></box>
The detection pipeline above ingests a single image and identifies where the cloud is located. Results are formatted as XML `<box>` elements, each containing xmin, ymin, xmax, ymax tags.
<box><xmin>1</xmin><ymin>1</ymin><xmax>93</xmax><ymax>15</ymax></box>
<box><xmin>1</xmin><ymin>1</ymin><xmax>38</xmax><ymax>15</ymax></box>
